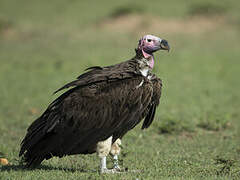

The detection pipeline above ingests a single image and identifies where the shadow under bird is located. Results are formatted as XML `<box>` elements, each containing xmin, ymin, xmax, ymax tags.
<box><xmin>19</xmin><ymin>34</ymin><xmax>170</xmax><ymax>173</ymax></box>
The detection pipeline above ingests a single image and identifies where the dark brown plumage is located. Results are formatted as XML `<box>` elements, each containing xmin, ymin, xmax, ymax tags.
<box><xmin>19</xmin><ymin>35</ymin><xmax>169</xmax><ymax>170</ymax></box>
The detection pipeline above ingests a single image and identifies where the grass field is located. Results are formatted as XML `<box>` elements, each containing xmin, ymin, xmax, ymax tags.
<box><xmin>1</xmin><ymin>0</ymin><xmax>240</xmax><ymax>179</ymax></box>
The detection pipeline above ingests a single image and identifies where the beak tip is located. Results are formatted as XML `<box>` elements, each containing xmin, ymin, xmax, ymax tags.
<box><xmin>160</xmin><ymin>39</ymin><xmax>170</xmax><ymax>52</ymax></box>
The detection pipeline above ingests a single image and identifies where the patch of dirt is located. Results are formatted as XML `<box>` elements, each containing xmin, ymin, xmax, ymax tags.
<box><xmin>1</xmin><ymin>28</ymin><xmax>17</xmax><ymax>39</ymax></box>
<box><xmin>98</xmin><ymin>14</ymin><xmax>226</xmax><ymax>35</ymax></box>
<box><xmin>0</xmin><ymin>18</ymin><xmax>16</xmax><ymax>39</ymax></box>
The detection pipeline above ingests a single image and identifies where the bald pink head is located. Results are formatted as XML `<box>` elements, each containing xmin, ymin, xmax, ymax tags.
<box><xmin>137</xmin><ymin>35</ymin><xmax>170</xmax><ymax>68</ymax></box>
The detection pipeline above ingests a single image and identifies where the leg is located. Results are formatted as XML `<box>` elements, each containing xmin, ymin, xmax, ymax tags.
<box><xmin>110</xmin><ymin>138</ymin><xmax>121</xmax><ymax>171</ymax></box>
<box><xmin>97</xmin><ymin>136</ymin><xmax>113</xmax><ymax>173</ymax></box>
<box><xmin>110</xmin><ymin>139</ymin><xmax>141</xmax><ymax>173</ymax></box>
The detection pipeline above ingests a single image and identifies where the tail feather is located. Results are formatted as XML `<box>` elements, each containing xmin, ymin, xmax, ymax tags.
<box><xmin>19</xmin><ymin>124</ymin><xmax>46</xmax><ymax>156</ymax></box>
<box><xmin>19</xmin><ymin>112</ymin><xmax>61</xmax><ymax>167</ymax></box>
<box><xmin>19</xmin><ymin>118</ymin><xmax>46</xmax><ymax>156</ymax></box>
<box><xmin>20</xmin><ymin>131</ymin><xmax>60</xmax><ymax>167</ymax></box>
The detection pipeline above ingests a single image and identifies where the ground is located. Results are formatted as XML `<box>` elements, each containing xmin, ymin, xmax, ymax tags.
<box><xmin>0</xmin><ymin>0</ymin><xmax>240</xmax><ymax>179</ymax></box>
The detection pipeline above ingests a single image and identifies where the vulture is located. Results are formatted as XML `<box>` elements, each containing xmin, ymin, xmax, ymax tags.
<box><xmin>19</xmin><ymin>34</ymin><xmax>170</xmax><ymax>173</ymax></box>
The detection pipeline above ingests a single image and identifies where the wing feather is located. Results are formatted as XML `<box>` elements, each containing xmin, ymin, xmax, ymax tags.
<box><xmin>141</xmin><ymin>75</ymin><xmax>162</xmax><ymax>129</ymax></box>
<box><xmin>53</xmin><ymin>60</ymin><xmax>139</xmax><ymax>94</ymax></box>
<box><xmin>20</xmin><ymin>60</ymin><xmax>151</xmax><ymax>167</ymax></box>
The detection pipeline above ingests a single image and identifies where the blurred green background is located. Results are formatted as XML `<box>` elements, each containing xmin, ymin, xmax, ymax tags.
<box><xmin>0</xmin><ymin>0</ymin><xmax>240</xmax><ymax>179</ymax></box>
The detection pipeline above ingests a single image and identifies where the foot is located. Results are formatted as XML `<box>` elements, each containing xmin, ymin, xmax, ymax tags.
<box><xmin>100</xmin><ymin>168</ymin><xmax>121</xmax><ymax>174</ymax></box>
<box><xmin>113</xmin><ymin>164</ymin><xmax>121</xmax><ymax>171</ymax></box>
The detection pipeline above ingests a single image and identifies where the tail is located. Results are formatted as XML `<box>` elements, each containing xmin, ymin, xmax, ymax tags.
<box><xmin>19</xmin><ymin>112</ymin><xmax>61</xmax><ymax>167</ymax></box>
<box><xmin>20</xmin><ymin>134</ymin><xmax>55</xmax><ymax>168</ymax></box>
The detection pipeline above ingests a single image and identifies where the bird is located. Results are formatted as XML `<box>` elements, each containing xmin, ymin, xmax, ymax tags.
<box><xmin>19</xmin><ymin>34</ymin><xmax>170</xmax><ymax>173</ymax></box>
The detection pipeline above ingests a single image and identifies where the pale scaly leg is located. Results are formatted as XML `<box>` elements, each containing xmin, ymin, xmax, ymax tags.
<box><xmin>97</xmin><ymin>136</ymin><xmax>119</xmax><ymax>173</ymax></box>
<box><xmin>110</xmin><ymin>138</ymin><xmax>122</xmax><ymax>171</ymax></box>
<box><xmin>100</xmin><ymin>156</ymin><xmax>107</xmax><ymax>171</ymax></box>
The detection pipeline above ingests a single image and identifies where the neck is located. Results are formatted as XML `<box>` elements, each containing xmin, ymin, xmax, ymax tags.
<box><xmin>135</xmin><ymin>49</ymin><xmax>154</xmax><ymax>69</ymax></box>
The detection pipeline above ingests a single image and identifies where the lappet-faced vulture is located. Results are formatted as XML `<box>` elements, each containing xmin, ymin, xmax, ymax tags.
<box><xmin>19</xmin><ymin>35</ymin><xmax>170</xmax><ymax>173</ymax></box>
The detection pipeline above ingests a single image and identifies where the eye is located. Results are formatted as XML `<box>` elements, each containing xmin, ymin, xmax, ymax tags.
<box><xmin>147</xmin><ymin>39</ymin><xmax>152</xmax><ymax>42</ymax></box>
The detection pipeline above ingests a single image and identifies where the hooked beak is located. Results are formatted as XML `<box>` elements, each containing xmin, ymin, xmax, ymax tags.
<box><xmin>160</xmin><ymin>39</ymin><xmax>170</xmax><ymax>52</ymax></box>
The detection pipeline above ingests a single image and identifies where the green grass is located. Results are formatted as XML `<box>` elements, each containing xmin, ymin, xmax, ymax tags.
<box><xmin>1</xmin><ymin>0</ymin><xmax>240</xmax><ymax>179</ymax></box>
